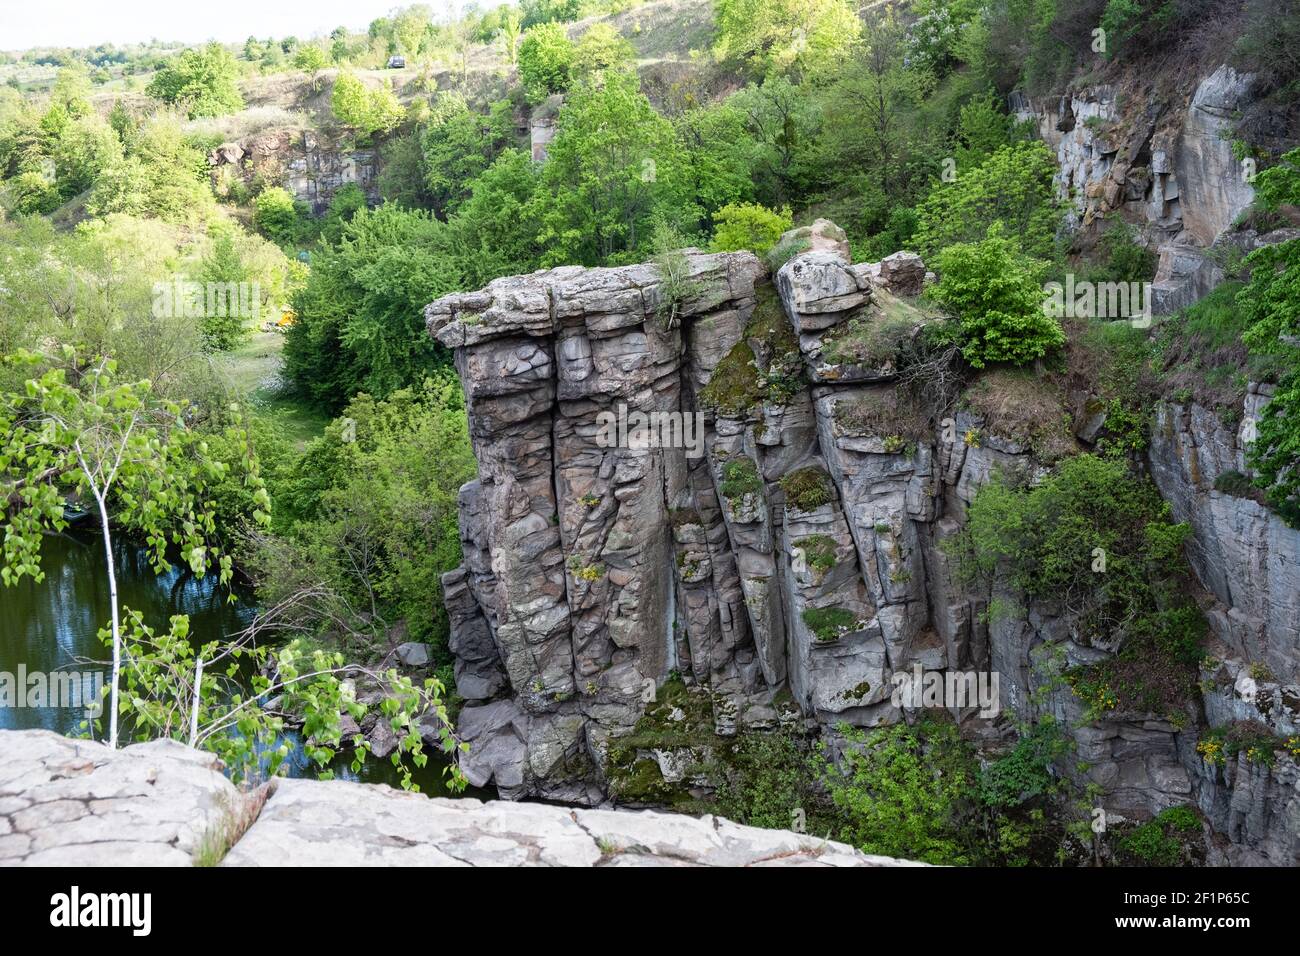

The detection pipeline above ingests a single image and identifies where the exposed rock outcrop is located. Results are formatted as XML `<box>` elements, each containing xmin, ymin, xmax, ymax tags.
<box><xmin>0</xmin><ymin>730</ymin><xmax>913</xmax><ymax>867</ymax></box>
<box><xmin>1012</xmin><ymin>65</ymin><xmax>1271</xmax><ymax>315</ymax></box>
<box><xmin>428</xmin><ymin>222</ymin><xmax>1300</xmax><ymax>864</ymax></box>
<box><xmin>208</xmin><ymin>128</ymin><xmax>379</xmax><ymax>213</ymax></box>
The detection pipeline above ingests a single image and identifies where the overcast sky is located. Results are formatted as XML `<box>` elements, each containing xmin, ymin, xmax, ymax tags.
<box><xmin>1</xmin><ymin>0</ymin><xmax>466</xmax><ymax>52</ymax></box>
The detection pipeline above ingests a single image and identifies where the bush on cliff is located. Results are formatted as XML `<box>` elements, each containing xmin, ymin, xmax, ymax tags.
<box><xmin>927</xmin><ymin>231</ymin><xmax>1064</xmax><ymax>369</ymax></box>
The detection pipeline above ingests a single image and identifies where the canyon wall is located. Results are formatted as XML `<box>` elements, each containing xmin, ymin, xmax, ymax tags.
<box><xmin>1013</xmin><ymin>65</ymin><xmax>1298</xmax><ymax>315</ymax></box>
<box><xmin>427</xmin><ymin>220</ymin><xmax>1299</xmax><ymax>863</ymax></box>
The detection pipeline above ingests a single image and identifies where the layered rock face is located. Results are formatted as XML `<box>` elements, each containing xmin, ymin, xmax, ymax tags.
<box><xmin>208</xmin><ymin>128</ymin><xmax>379</xmax><ymax>213</ymax></box>
<box><xmin>425</xmin><ymin>226</ymin><xmax>1022</xmax><ymax>794</ymax></box>
<box><xmin>0</xmin><ymin>730</ymin><xmax>909</xmax><ymax>867</ymax></box>
<box><xmin>1013</xmin><ymin>65</ymin><xmax>1296</xmax><ymax>315</ymax></box>
<box><xmin>429</xmin><ymin>221</ymin><xmax>1299</xmax><ymax>864</ymax></box>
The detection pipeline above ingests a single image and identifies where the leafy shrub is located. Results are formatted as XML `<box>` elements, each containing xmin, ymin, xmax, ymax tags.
<box><xmin>253</xmin><ymin>187</ymin><xmax>307</xmax><ymax>246</ymax></box>
<box><xmin>718</xmin><ymin>455</ymin><xmax>762</xmax><ymax>500</ymax></box>
<box><xmin>818</xmin><ymin>721</ymin><xmax>977</xmax><ymax>865</ymax></box>
<box><xmin>951</xmin><ymin>454</ymin><xmax>1205</xmax><ymax>715</ymax></box>
<box><xmin>1117</xmin><ymin>805</ymin><xmax>1202</xmax><ymax>866</ymax></box>
<box><xmin>928</xmin><ymin>232</ymin><xmax>1064</xmax><ymax>369</ymax></box>
<box><xmin>709</xmin><ymin>202</ymin><xmax>793</xmax><ymax>255</ymax></box>
<box><xmin>517</xmin><ymin>23</ymin><xmax>574</xmax><ymax>102</ymax></box>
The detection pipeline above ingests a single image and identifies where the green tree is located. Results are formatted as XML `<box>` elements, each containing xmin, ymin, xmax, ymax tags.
<box><xmin>444</xmin><ymin>147</ymin><xmax>544</xmax><ymax>286</ymax></box>
<box><xmin>332</xmin><ymin>71</ymin><xmax>405</xmax><ymax>139</ymax></box>
<box><xmin>292</xmin><ymin>44</ymin><xmax>330</xmax><ymax>90</ymax></box>
<box><xmin>146</xmin><ymin>43</ymin><xmax>245</xmax><ymax>118</ymax></box>
<box><xmin>0</xmin><ymin>350</ymin><xmax>266</xmax><ymax>749</ymax></box>
<box><xmin>928</xmin><ymin>231</ymin><xmax>1061</xmax><ymax>369</ymax></box>
<box><xmin>533</xmin><ymin>69</ymin><xmax>691</xmax><ymax>265</ymax></box>
<box><xmin>420</xmin><ymin>94</ymin><xmax>514</xmax><ymax>216</ymax></box>
<box><xmin>517</xmin><ymin>22</ymin><xmax>575</xmax><ymax>102</ymax></box>
<box><xmin>713</xmin><ymin>0</ymin><xmax>861</xmax><ymax>77</ymax></box>
<box><xmin>913</xmin><ymin>140</ymin><xmax>1064</xmax><ymax>260</ymax></box>
<box><xmin>284</xmin><ymin>204</ymin><xmax>461</xmax><ymax>409</ymax></box>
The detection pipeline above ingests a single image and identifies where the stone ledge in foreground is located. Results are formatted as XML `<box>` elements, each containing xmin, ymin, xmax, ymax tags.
<box><xmin>0</xmin><ymin>730</ymin><xmax>920</xmax><ymax>867</ymax></box>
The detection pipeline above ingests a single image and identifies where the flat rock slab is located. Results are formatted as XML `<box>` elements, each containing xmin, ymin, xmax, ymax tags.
<box><xmin>0</xmin><ymin>729</ymin><xmax>241</xmax><ymax>866</ymax></box>
<box><xmin>0</xmin><ymin>730</ymin><xmax>917</xmax><ymax>867</ymax></box>
<box><xmin>225</xmin><ymin>776</ymin><xmax>916</xmax><ymax>867</ymax></box>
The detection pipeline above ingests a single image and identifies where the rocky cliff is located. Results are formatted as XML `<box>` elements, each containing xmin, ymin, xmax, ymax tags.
<box><xmin>0</xmin><ymin>730</ymin><xmax>909</xmax><ymax>867</ymax></box>
<box><xmin>1013</xmin><ymin>64</ymin><xmax>1299</xmax><ymax>315</ymax></box>
<box><xmin>426</xmin><ymin>216</ymin><xmax>1299</xmax><ymax>864</ymax></box>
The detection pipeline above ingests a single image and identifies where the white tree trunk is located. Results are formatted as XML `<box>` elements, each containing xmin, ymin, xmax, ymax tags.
<box><xmin>189</xmin><ymin>655</ymin><xmax>203</xmax><ymax>747</ymax></box>
<box><xmin>95</xmin><ymin>492</ymin><xmax>122</xmax><ymax>750</ymax></box>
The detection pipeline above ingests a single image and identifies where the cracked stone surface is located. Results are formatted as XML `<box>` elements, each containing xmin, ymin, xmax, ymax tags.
<box><xmin>0</xmin><ymin>730</ymin><xmax>914</xmax><ymax>867</ymax></box>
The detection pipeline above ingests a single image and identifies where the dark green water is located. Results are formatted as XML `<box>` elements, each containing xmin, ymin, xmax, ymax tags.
<box><xmin>0</xmin><ymin>527</ymin><xmax>468</xmax><ymax>796</ymax></box>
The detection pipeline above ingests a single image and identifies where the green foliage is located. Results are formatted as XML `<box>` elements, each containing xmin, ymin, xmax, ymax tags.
<box><xmin>950</xmin><ymin>454</ymin><xmax>1204</xmax><ymax>715</ymax></box>
<box><xmin>572</xmin><ymin>23</ymin><xmax>635</xmax><ymax>79</ymax></box>
<box><xmin>377</xmin><ymin>132</ymin><xmax>434</xmax><ymax>209</ymax></box>
<box><xmin>0</xmin><ymin>349</ymin><xmax>268</xmax><ymax>748</ymax></box>
<box><xmin>978</xmin><ymin>717</ymin><xmax>1069</xmax><ymax>808</ymax></box>
<box><xmin>914</xmin><ymin>141</ymin><xmax>1064</xmax><ymax>261</ymax></box>
<box><xmin>442</xmin><ymin>148</ymin><xmax>545</xmax><ymax>287</ymax></box>
<box><xmin>253</xmin><ymin>186</ymin><xmax>308</xmax><ymax>246</ymax></box>
<box><xmin>146</xmin><ymin>43</ymin><xmax>244</xmax><ymax>118</ymax></box>
<box><xmin>332</xmin><ymin>71</ymin><xmax>405</xmax><ymax>139</ymax></box>
<box><xmin>533</xmin><ymin>69</ymin><xmax>689</xmax><ymax>266</ymax></box>
<box><xmin>284</xmin><ymin>203</ymin><xmax>459</xmax><ymax>410</ymax></box>
<box><xmin>714</xmin><ymin>732</ymin><xmax>824</xmax><ymax>831</ymax></box>
<box><xmin>718</xmin><ymin>455</ymin><xmax>762</xmax><ymax>500</ymax></box>
<box><xmin>1118</xmin><ymin>805</ymin><xmax>1202</xmax><ymax>865</ymax></box>
<box><xmin>797</xmin><ymin>534</ymin><xmax>838</xmax><ymax>572</ymax></box>
<box><xmin>249</xmin><ymin>374</ymin><xmax>475</xmax><ymax>653</ymax></box>
<box><xmin>713</xmin><ymin>0</ymin><xmax>861</xmax><ymax>77</ymax></box>
<box><xmin>517</xmin><ymin>22</ymin><xmax>575</xmax><ymax>102</ymax></box>
<box><xmin>1234</xmin><ymin>151</ymin><xmax>1300</xmax><ymax>526</ymax></box>
<box><xmin>819</xmin><ymin>721</ymin><xmax>977</xmax><ymax>865</ymax></box>
<box><xmin>708</xmin><ymin>202</ymin><xmax>792</xmax><ymax>255</ymax></box>
<box><xmin>928</xmin><ymin>231</ymin><xmax>1063</xmax><ymax>369</ymax></box>
<box><xmin>107</xmin><ymin>610</ymin><xmax>465</xmax><ymax>792</ymax></box>
<box><xmin>87</xmin><ymin>118</ymin><xmax>215</xmax><ymax>224</ymax></box>
<box><xmin>420</xmin><ymin>94</ymin><xmax>513</xmax><ymax>215</ymax></box>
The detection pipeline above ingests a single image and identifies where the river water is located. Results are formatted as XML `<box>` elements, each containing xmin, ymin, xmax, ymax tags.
<box><xmin>0</xmin><ymin>527</ymin><xmax>469</xmax><ymax>796</ymax></box>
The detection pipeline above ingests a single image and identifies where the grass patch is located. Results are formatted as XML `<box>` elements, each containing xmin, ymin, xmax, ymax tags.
<box><xmin>802</xmin><ymin>606</ymin><xmax>860</xmax><ymax>642</ymax></box>
<box><xmin>962</xmin><ymin>368</ymin><xmax>1077</xmax><ymax>461</ymax></box>
<box><xmin>832</xmin><ymin>388</ymin><xmax>930</xmax><ymax>441</ymax></box>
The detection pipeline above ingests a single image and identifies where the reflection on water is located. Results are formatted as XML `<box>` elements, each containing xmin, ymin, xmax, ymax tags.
<box><xmin>0</xmin><ymin>527</ymin><xmax>476</xmax><ymax>798</ymax></box>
